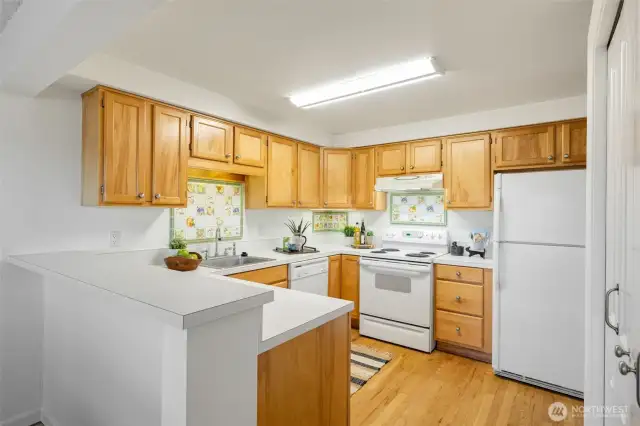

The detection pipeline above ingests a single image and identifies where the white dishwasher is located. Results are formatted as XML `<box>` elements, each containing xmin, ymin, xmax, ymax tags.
<box><xmin>288</xmin><ymin>257</ymin><xmax>329</xmax><ymax>296</ymax></box>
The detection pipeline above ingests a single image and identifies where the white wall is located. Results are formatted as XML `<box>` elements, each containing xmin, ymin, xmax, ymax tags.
<box><xmin>333</xmin><ymin>95</ymin><xmax>587</xmax><ymax>147</ymax></box>
<box><xmin>67</xmin><ymin>54</ymin><xmax>332</xmax><ymax>146</ymax></box>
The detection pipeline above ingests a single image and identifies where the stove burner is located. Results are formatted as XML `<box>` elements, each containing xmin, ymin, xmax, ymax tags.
<box><xmin>420</xmin><ymin>251</ymin><xmax>436</xmax><ymax>255</ymax></box>
<box><xmin>406</xmin><ymin>252</ymin><xmax>432</xmax><ymax>258</ymax></box>
<box><xmin>370</xmin><ymin>250</ymin><xmax>387</xmax><ymax>254</ymax></box>
<box><xmin>381</xmin><ymin>248</ymin><xmax>400</xmax><ymax>252</ymax></box>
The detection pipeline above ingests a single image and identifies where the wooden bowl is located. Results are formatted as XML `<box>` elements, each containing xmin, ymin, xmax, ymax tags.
<box><xmin>164</xmin><ymin>252</ymin><xmax>202</xmax><ymax>272</ymax></box>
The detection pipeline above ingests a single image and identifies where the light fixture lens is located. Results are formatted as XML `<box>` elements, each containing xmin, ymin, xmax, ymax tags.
<box><xmin>289</xmin><ymin>57</ymin><xmax>442</xmax><ymax>109</ymax></box>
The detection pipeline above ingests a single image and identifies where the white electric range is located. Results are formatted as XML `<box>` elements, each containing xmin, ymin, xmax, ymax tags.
<box><xmin>359</xmin><ymin>229</ymin><xmax>449</xmax><ymax>353</ymax></box>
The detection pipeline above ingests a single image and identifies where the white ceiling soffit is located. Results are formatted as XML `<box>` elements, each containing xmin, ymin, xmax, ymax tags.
<box><xmin>102</xmin><ymin>0</ymin><xmax>593</xmax><ymax>134</ymax></box>
<box><xmin>0</xmin><ymin>0</ymin><xmax>23</xmax><ymax>34</ymax></box>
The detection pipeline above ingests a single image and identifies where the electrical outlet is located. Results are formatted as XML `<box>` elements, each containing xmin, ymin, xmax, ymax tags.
<box><xmin>110</xmin><ymin>231</ymin><xmax>122</xmax><ymax>247</ymax></box>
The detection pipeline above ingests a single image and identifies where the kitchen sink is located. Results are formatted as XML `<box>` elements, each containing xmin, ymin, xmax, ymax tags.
<box><xmin>200</xmin><ymin>256</ymin><xmax>275</xmax><ymax>269</ymax></box>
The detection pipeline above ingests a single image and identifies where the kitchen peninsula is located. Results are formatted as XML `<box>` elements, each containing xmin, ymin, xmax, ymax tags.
<box><xmin>4</xmin><ymin>249</ymin><xmax>353</xmax><ymax>426</ymax></box>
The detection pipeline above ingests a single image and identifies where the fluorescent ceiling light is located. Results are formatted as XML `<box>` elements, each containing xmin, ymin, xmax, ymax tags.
<box><xmin>289</xmin><ymin>57</ymin><xmax>443</xmax><ymax>109</ymax></box>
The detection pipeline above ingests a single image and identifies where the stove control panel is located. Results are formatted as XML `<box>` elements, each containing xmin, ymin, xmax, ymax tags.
<box><xmin>383</xmin><ymin>229</ymin><xmax>448</xmax><ymax>245</ymax></box>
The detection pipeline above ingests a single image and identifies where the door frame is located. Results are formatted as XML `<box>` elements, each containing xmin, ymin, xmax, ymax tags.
<box><xmin>586</xmin><ymin>1</ymin><xmax>623</xmax><ymax>425</ymax></box>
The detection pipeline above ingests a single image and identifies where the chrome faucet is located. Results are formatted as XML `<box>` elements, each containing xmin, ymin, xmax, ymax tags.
<box><xmin>214</xmin><ymin>228</ymin><xmax>221</xmax><ymax>257</ymax></box>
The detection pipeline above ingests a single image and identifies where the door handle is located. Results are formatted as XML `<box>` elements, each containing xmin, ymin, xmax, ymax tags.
<box><xmin>618</xmin><ymin>353</ymin><xmax>640</xmax><ymax>408</ymax></box>
<box><xmin>615</xmin><ymin>345</ymin><xmax>631</xmax><ymax>358</ymax></box>
<box><xmin>605</xmin><ymin>284</ymin><xmax>620</xmax><ymax>335</ymax></box>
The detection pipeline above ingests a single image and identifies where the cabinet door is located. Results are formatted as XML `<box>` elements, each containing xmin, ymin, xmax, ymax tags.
<box><xmin>267</xmin><ymin>136</ymin><xmax>297</xmax><ymax>207</ymax></box>
<box><xmin>560</xmin><ymin>120</ymin><xmax>587</xmax><ymax>164</ymax></box>
<box><xmin>352</xmin><ymin>147</ymin><xmax>376</xmax><ymax>209</ymax></box>
<box><xmin>340</xmin><ymin>255</ymin><xmax>359</xmax><ymax>324</ymax></box>
<box><xmin>297</xmin><ymin>143</ymin><xmax>321</xmax><ymax>208</ymax></box>
<box><xmin>444</xmin><ymin>134</ymin><xmax>491</xmax><ymax>209</ymax></box>
<box><xmin>328</xmin><ymin>255</ymin><xmax>342</xmax><ymax>298</ymax></box>
<box><xmin>234</xmin><ymin>127</ymin><xmax>266</xmax><ymax>167</ymax></box>
<box><xmin>376</xmin><ymin>144</ymin><xmax>407</xmax><ymax>176</ymax></box>
<box><xmin>152</xmin><ymin>104</ymin><xmax>189</xmax><ymax>206</ymax></box>
<box><xmin>494</xmin><ymin>124</ymin><xmax>556</xmax><ymax>169</ymax></box>
<box><xmin>190</xmin><ymin>115</ymin><xmax>233</xmax><ymax>163</ymax></box>
<box><xmin>408</xmin><ymin>139</ymin><xmax>441</xmax><ymax>173</ymax></box>
<box><xmin>102</xmin><ymin>91</ymin><xmax>148</xmax><ymax>204</ymax></box>
<box><xmin>322</xmin><ymin>149</ymin><xmax>352</xmax><ymax>208</ymax></box>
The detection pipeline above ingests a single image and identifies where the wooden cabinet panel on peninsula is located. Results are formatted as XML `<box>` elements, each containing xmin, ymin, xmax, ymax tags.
<box><xmin>82</xmin><ymin>87</ymin><xmax>187</xmax><ymax>207</ymax></box>
<box><xmin>341</xmin><ymin>255</ymin><xmax>360</xmax><ymax>328</ymax></box>
<box><xmin>322</xmin><ymin>149</ymin><xmax>352</xmax><ymax>208</ymax></box>
<box><xmin>443</xmin><ymin>133</ymin><xmax>492</xmax><ymax>210</ymax></box>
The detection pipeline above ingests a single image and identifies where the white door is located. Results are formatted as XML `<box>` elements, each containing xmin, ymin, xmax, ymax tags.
<box><xmin>605</xmin><ymin>1</ymin><xmax>640</xmax><ymax>424</ymax></box>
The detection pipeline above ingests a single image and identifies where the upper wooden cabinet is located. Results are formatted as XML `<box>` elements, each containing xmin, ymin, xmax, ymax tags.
<box><xmin>100</xmin><ymin>90</ymin><xmax>149</xmax><ymax>205</ymax></box>
<box><xmin>444</xmin><ymin>133</ymin><xmax>492</xmax><ymax>210</ymax></box>
<box><xmin>408</xmin><ymin>139</ymin><xmax>442</xmax><ymax>173</ymax></box>
<box><xmin>297</xmin><ymin>144</ymin><xmax>321</xmax><ymax>208</ymax></box>
<box><xmin>323</xmin><ymin>149</ymin><xmax>352</xmax><ymax>208</ymax></box>
<box><xmin>234</xmin><ymin>127</ymin><xmax>267</xmax><ymax>168</ymax></box>
<box><xmin>82</xmin><ymin>88</ymin><xmax>188</xmax><ymax>207</ymax></box>
<box><xmin>190</xmin><ymin>115</ymin><xmax>233</xmax><ymax>164</ymax></box>
<box><xmin>151</xmin><ymin>105</ymin><xmax>189</xmax><ymax>206</ymax></box>
<box><xmin>559</xmin><ymin>120</ymin><xmax>587</xmax><ymax>165</ymax></box>
<box><xmin>493</xmin><ymin>124</ymin><xmax>556</xmax><ymax>170</ymax></box>
<box><xmin>267</xmin><ymin>136</ymin><xmax>298</xmax><ymax>207</ymax></box>
<box><xmin>352</xmin><ymin>147</ymin><xmax>386</xmax><ymax>211</ymax></box>
<box><xmin>376</xmin><ymin>143</ymin><xmax>407</xmax><ymax>176</ymax></box>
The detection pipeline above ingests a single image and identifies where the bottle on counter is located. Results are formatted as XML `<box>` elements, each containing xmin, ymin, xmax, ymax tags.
<box><xmin>354</xmin><ymin>222</ymin><xmax>361</xmax><ymax>246</ymax></box>
<box><xmin>360</xmin><ymin>219</ymin><xmax>366</xmax><ymax>245</ymax></box>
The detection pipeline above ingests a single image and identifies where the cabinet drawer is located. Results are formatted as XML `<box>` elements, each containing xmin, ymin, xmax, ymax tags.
<box><xmin>436</xmin><ymin>280</ymin><xmax>484</xmax><ymax>316</ymax></box>
<box><xmin>230</xmin><ymin>265</ymin><xmax>288</xmax><ymax>285</ymax></box>
<box><xmin>436</xmin><ymin>264</ymin><xmax>484</xmax><ymax>284</ymax></box>
<box><xmin>271</xmin><ymin>280</ymin><xmax>288</xmax><ymax>289</ymax></box>
<box><xmin>435</xmin><ymin>310</ymin><xmax>483</xmax><ymax>349</ymax></box>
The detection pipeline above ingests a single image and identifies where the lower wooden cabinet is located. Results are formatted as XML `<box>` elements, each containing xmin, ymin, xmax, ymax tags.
<box><xmin>340</xmin><ymin>255</ymin><xmax>360</xmax><ymax>328</ymax></box>
<box><xmin>328</xmin><ymin>255</ymin><xmax>342</xmax><ymax>298</ymax></box>
<box><xmin>434</xmin><ymin>265</ymin><xmax>492</xmax><ymax>362</ymax></box>
<box><xmin>257</xmin><ymin>314</ymin><xmax>350</xmax><ymax>426</ymax></box>
<box><xmin>230</xmin><ymin>265</ymin><xmax>288</xmax><ymax>286</ymax></box>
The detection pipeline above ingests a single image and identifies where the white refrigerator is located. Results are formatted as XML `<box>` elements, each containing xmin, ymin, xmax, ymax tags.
<box><xmin>493</xmin><ymin>170</ymin><xmax>585</xmax><ymax>398</ymax></box>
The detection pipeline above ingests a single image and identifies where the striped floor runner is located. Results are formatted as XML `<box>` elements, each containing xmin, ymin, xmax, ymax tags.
<box><xmin>350</xmin><ymin>344</ymin><xmax>393</xmax><ymax>395</ymax></box>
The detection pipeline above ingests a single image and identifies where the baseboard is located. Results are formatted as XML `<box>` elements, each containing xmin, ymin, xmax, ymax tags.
<box><xmin>0</xmin><ymin>409</ymin><xmax>41</xmax><ymax>426</ymax></box>
<box><xmin>436</xmin><ymin>340</ymin><xmax>492</xmax><ymax>363</ymax></box>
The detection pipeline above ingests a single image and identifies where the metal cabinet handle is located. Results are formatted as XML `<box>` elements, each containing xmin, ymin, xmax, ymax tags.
<box><xmin>547</xmin><ymin>155</ymin><xmax>554</xmax><ymax>160</ymax></box>
<box><xmin>154</xmin><ymin>194</ymin><xmax>161</xmax><ymax>200</ymax></box>
<box><xmin>400</xmin><ymin>166</ymin><xmax>405</xmax><ymax>171</ymax></box>
<box><xmin>291</xmin><ymin>200</ymin><xmax>296</xmax><ymax>205</ymax></box>
<box><xmin>225</xmin><ymin>153</ymin><xmax>231</xmax><ymax>158</ymax></box>
<box><xmin>615</xmin><ymin>345</ymin><xmax>631</xmax><ymax>358</ymax></box>
<box><xmin>235</xmin><ymin>155</ymin><xmax>241</xmax><ymax>160</ymax></box>
<box><xmin>137</xmin><ymin>193</ymin><xmax>145</xmax><ymax>199</ymax></box>
<box><xmin>455</xmin><ymin>295</ymin><xmax>461</xmax><ymax>302</ymax></box>
<box><xmin>456</xmin><ymin>271</ymin><xmax>461</xmax><ymax>277</ymax></box>
<box><xmin>618</xmin><ymin>353</ymin><xmax>640</xmax><ymax>407</ymax></box>
<box><xmin>447</xmin><ymin>200</ymin><xmax>451</xmax><ymax>204</ymax></box>
<box><xmin>605</xmin><ymin>284</ymin><xmax>620</xmax><ymax>335</ymax></box>
<box><xmin>563</xmin><ymin>154</ymin><xmax>569</xmax><ymax>159</ymax></box>
<box><xmin>455</xmin><ymin>327</ymin><xmax>461</xmax><ymax>333</ymax></box>
<box><xmin>619</xmin><ymin>360</ymin><xmax>637</xmax><ymax>376</ymax></box>
<box><xmin>324</xmin><ymin>202</ymin><xmax>328</xmax><ymax>207</ymax></box>
<box><xmin>410</xmin><ymin>165</ymin><xmax>415</xmax><ymax>169</ymax></box>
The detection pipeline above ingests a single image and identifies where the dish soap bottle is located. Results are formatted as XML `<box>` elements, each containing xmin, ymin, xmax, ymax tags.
<box><xmin>354</xmin><ymin>222</ymin><xmax>361</xmax><ymax>246</ymax></box>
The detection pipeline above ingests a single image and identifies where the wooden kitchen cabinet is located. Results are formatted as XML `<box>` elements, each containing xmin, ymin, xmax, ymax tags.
<box><xmin>234</xmin><ymin>126</ymin><xmax>267</xmax><ymax>168</ymax></box>
<box><xmin>376</xmin><ymin>143</ymin><xmax>407</xmax><ymax>176</ymax></box>
<box><xmin>341</xmin><ymin>255</ymin><xmax>360</xmax><ymax>328</ymax></box>
<box><xmin>559</xmin><ymin>119</ymin><xmax>587</xmax><ymax>165</ymax></box>
<box><xmin>151</xmin><ymin>104</ymin><xmax>189</xmax><ymax>206</ymax></box>
<box><xmin>322</xmin><ymin>149</ymin><xmax>352</xmax><ymax>208</ymax></box>
<box><xmin>434</xmin><ymin>265</ymin><xmax>492</xmax><ymax>362</ymax></box>
<box><xmin>82</xmin><ymin>87</ymin><xmax>188</xmax><ymax>207</ymax></box>
<box><xmin>443</xmin><ymin>133</ymin><xmax>492</xmax><ymax>210</ymax></box>
<box><xmin>328</xmin><ymin>255</ymin><xmax>342</xmax><ymax>298</ymax></box>
<box><xmin>297</xmin><ymin>143</ymin><xmax>321</xmax><ymax>208</ymax></box>
<box><xmin>267</xmin><ymin>136</ymin><xmax>298</xmax><ymax>207</ymax></box>
<box><xmin>230</xmin><ymin>265</ymin><xmax>288</xmax><ymax>286</ymax></box>
<box><xmin>190</xmin><ymin>115</ymin><xmax>233</xmax><ymax>164</ymax></box>
<box><xmin>493</xmin><ymin>124</ymin><xmax>556</xmax><ymax>170</ymax></box>
<box><xmin>352</xmin><ymin>147</ymin><xmax>386</xmax><ymax>210</ymax></box>
<box><xmin>408</xmin><ymin>139</ymin><xmax>442</xmax><ymax>173</ymax></box>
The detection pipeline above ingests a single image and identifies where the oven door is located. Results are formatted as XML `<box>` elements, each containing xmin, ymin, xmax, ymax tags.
<box><xmin>359</xmin><ymin>258</ymin><xmax>433</xmax><ymax>328</ymax></box>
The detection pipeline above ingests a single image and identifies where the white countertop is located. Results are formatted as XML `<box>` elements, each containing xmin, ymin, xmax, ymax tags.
<box><xmin>433</xmin><ymin>253</ymin><xmax>493</xmax><ymax>269</ymax></box>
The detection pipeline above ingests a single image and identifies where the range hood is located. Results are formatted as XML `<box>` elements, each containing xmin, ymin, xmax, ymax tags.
<box><xmin>375</xmin><ymin>173</ymin><xmax>443</xmax><ymax>192</ymax></box>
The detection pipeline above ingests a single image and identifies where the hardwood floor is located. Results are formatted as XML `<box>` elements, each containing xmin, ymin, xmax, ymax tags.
<box><xmin>350</xmin><ymin>331</ymin><xmax>584</xmax><ymax>426</ymax></box>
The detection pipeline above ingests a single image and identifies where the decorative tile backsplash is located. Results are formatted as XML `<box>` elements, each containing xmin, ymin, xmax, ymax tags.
<box><xmin>170</xmin><ymin>179</ymin><xmax>243</xmax><ymax>243</ymax></box>
<box><xmin>390</xmin><ymin>191</ymin><xmax>447</xmax><ymax>226</ymax></box>
<box><xmin>312</xmin><ymin>211</ymin><xmax>348</xmax><ymax>232</ymax></box>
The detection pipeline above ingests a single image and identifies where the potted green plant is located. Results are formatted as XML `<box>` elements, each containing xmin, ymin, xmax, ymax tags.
<box><xmin>169</xmin><ymin>237</ymin><xmax>187</xmax><ymax>256</ymax></box>
<box><xmin>343</xmin><ymin>225</ymin><xmax>355</xmax><ymax>246</ymax></box>
<box><xmin>366</xmin><ymin>230</ymin><xmax>374</xmax><ymax>245</ymax></box>
<box><xmin>284</xmin><ymin>218</ymin><xmax>311</xmax><ymax>251</ymax></box>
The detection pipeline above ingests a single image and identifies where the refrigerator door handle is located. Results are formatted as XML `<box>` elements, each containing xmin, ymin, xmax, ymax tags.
<box><xmin>605</xmin><ymin>284</ymin><xmax>620</xmax><ymax>335</ymax></box>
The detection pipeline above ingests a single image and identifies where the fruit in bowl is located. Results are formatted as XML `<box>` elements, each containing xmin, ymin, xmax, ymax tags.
<box><xmin>165</xmin><ymin>250</ymin><xmax>202</xmax><ymax>272</ymax></box>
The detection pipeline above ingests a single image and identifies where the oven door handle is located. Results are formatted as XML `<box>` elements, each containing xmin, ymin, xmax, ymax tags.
<box><xmin>360</xmin><ymin>259</ymin><xmax>431</xmax><ymax>273</ymax></box>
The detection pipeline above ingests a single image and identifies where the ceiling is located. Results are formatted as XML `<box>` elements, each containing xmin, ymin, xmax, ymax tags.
<box><xmin>103</xmin><ymin>0</ymin><xmax>592</xmax><ymax>135</ymax></box>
